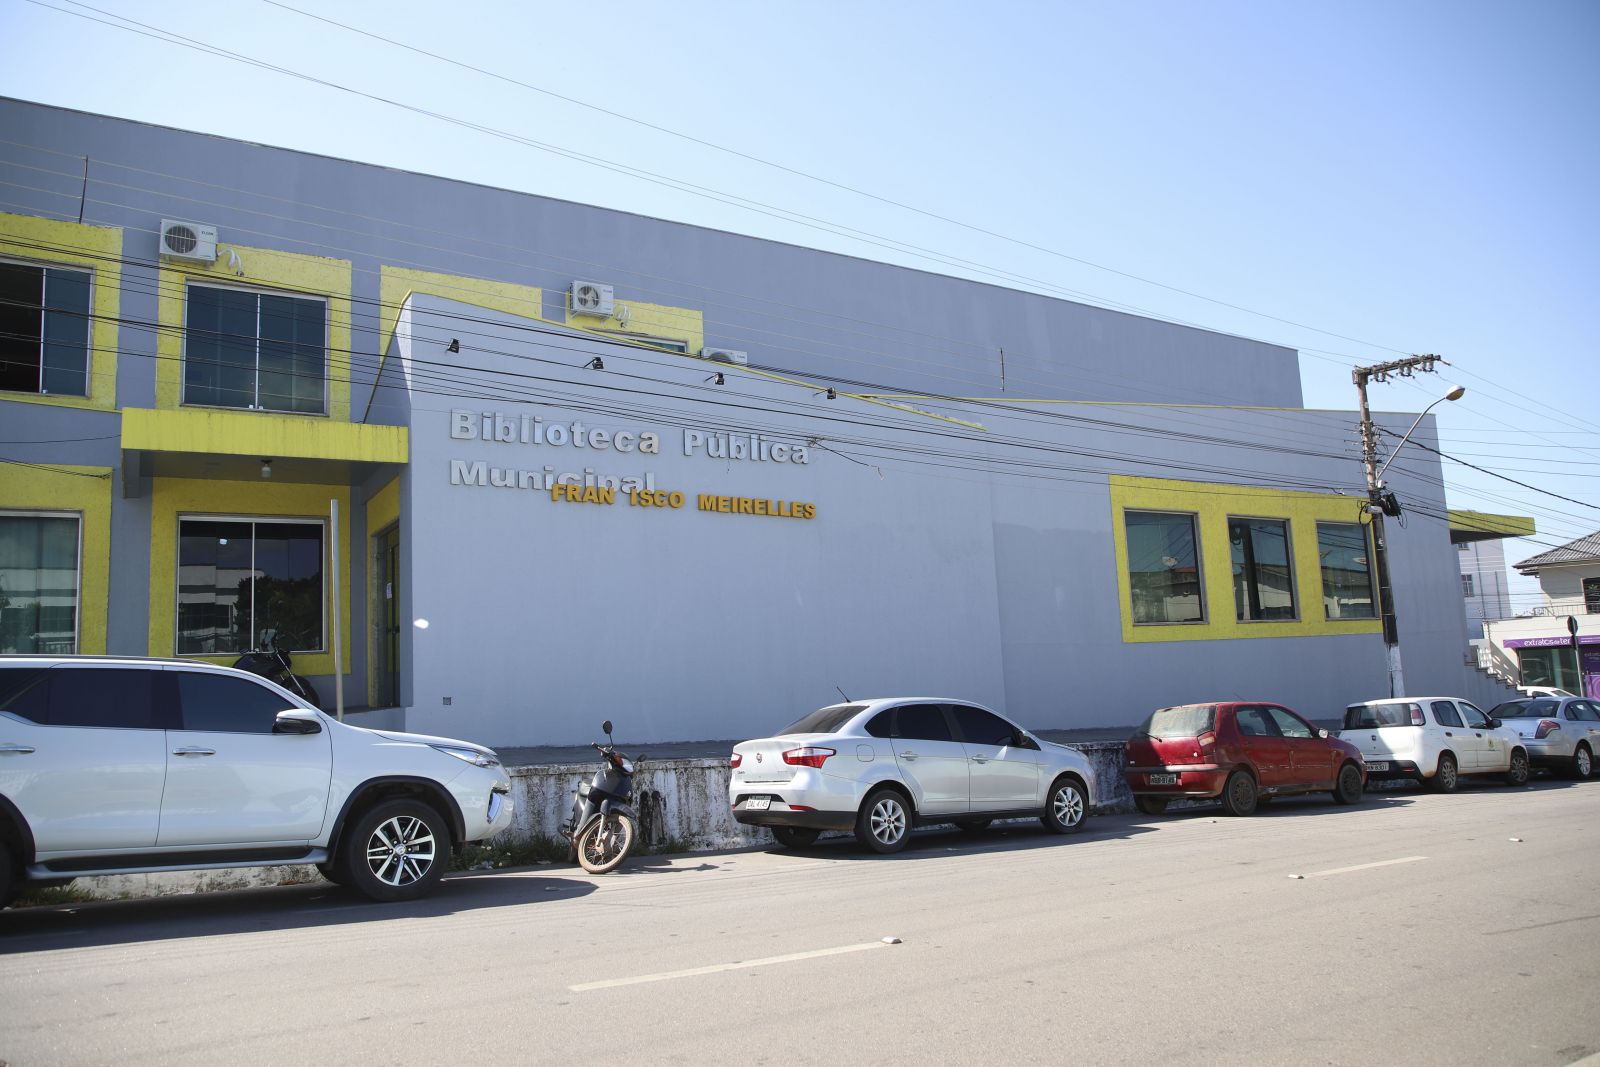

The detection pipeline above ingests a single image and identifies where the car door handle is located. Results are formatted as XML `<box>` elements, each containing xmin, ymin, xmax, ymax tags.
<box><xmin>1444</xmin><ymin>732</ymin><xmax>1453</xmax><ymax>737</ymax></box>
<box><xmin>0</xmin><ymin>743</ymin><xmax>35</xmax><ymax>754</ymax></box>
<box><xmin>172</xmin><ymin>747</ymin><xmax>217</xmax><ymax>757</ymax></box>
<box><xmin>970</xmin><ymin>755</ymin><xmax>990</xmax><ymax>764</ymax></box>
<box><xmin>900</xmin><ymin>751</ymin><xmax>918</xmax><ymax>761</ymax></box>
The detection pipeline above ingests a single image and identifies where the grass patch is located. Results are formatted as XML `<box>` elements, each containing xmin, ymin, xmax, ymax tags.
<box><xmin>452</xmin><ymin>834</ymin><xmax>569</xmax><ymax>871</ymax></box>
<box><xmin>10</xmin><ymin>883</ymin><xmax>100</xmax><ymax>908</ymax></box>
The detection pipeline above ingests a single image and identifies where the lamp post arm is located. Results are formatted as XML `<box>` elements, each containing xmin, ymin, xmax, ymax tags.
<box><xmin>1375</xmin><ymin>401</ymin><xmax>1443</xmax><ymax>484</ymax></box>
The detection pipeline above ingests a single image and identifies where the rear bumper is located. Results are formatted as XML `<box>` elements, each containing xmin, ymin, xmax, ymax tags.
<box><xmin>1520</xmin><ymin>740</ymin><xmax>1571</xmax><ymax>766</ymax></box>
<box><xmin>1360</xmin><ymin>759</ymin><xmax>1423</xmax><ymax>781</ymax></box>
<box><xmin>731</xmin><ymin>796</ymin><xmax>855</xmax><ymax>833</ymax></box>
<box><xmin>1124</xmin><ymin>766</ymin><xmax>1228</xmax><ymax>798</ymax></box>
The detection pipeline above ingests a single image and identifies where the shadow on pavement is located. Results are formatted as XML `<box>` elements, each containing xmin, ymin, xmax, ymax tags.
<box><xmin>763</xmin><ymin>814</ymin><xmax>1158</xmax><ymax>862</ymax></box>
<box><xmin>0</xmin><ymin>869</ymin><xmax>596</xmax><ymax>954</ymax></box>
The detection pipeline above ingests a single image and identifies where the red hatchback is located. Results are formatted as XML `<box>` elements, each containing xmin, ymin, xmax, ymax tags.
<box><xmin>1124</xmin><ymin>702</ymin><xmax>1367</xmax><ymax>816</ymax></box>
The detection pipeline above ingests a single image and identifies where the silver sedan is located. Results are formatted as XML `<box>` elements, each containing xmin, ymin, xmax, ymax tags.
<box><xmin>729</xmin><ymin>698</ymin><xmax>1097</xmax><ymax>853</ymax></box>
<box><xmin>1488</xmin><ymin>696</ymin><xmax>1600</xmax><ymax>778</ymax></box>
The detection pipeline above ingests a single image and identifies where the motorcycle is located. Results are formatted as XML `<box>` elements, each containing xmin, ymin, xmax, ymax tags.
<box><xmin>562</xmin><ymin>720</ymin><xmax>642</xmax><ymax>874</ymax></box>
<box><xmin>232</xmin><ymin>632</ymin><xmax>321</xmax><ymax>707</ymax></box>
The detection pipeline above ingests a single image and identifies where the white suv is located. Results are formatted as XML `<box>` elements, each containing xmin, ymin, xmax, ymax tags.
<box><xmin>1338</xmin><ymin>696</ymin><xmax>1530</xmax><ymax>792</ymax></box>
<box><xmin>0</xmin><ymin>656</ymin><xmax>513</xmax><ymax>906</ymax></box>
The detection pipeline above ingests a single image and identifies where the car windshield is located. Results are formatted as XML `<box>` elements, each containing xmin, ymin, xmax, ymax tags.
<box><xmin>1344</xmin><ymin>703</ymin><xmax>1415</xmax><ymax>729</ymax></box>
<box><xmin>777</xmin><ymin>703</ymin><xmax>866</xmax><ymax>736</ymax></box>
<box><xmin>1133</xmin><ymin>704</ymin><xmax>1215</xmax><ymax>739</ymax></box>
<box><xmin>1493</xmin><ymin>699</ymin><xmax>1558</xmax><ymax>719</ymax></box>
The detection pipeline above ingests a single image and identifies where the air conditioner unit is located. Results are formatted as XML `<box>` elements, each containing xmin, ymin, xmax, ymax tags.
<box><xmin>701</xmin><ymin>347</ymin><xmax>748</xmax><ymax>366</ymax></box>
<box><xmin>158</xmin><ymin>219</ymin><xmax>218</xmax><ymax>262</ymax></box>
<box><xmin>569</xmin><ymin>281</ymin><xmax>614</xmax><ymax>318</ymax></box>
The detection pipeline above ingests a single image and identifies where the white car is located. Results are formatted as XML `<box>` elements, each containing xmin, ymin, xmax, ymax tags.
<box><xmin>1487</xmin><ymin>696</ymin><xmax>1600</xmax><ymax>778</ymax></box>
<box><xmin>1338</xmin><ymin>696</ymin><xmax>1530</xmax><ymax>791</ymax></box>
<box><xmin>729</xmin><ymin>698</ymin><xmax>1097</xmax><ymax>853</ymax></box>
<box><xmin>0</xmin><ymin>656</ymin><xmax>514</xmax><ymax>906</ymax></box>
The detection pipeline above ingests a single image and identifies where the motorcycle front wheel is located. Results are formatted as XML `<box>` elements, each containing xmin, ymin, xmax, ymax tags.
<box><xmin>575</xmin><ymin>813</ymin><xmax>636</xmax><ymax>874</ymax></box>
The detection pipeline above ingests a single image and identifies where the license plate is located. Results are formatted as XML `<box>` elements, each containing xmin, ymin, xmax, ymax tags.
<box><xmin>745</xmin><ymin>796</ymin><xmax>771</xmax><ymax>810</ymax></box>
<box><xmin>1147</xmin><ymin>773</ymin><xmax>1178</xmax><ymax>785</ymax></box>
<box><xmin>1366</xmin><ymin>761</ymin><xmax>1390</xmax><ymax>772</ymax></box>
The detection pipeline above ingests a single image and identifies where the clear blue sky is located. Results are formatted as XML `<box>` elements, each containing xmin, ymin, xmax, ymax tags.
<box><xmin>3</xmin><ymin>0</ymin><xmax>1596</xmax><ymax>608</ymax></box>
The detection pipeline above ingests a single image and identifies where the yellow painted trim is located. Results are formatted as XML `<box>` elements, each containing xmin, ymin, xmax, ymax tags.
<box><xmin>1447</xmin><ymin>509</ymin><xmax>1535</xmax><ymax>538</ymax></box>
<box><xmin>364</xmin><ymin>477</ymin><xmax>400</xmax><ymax>707</ymax></box>
<box><xmin>147</xmin><ymin>477</ymin><xmax>351</xmax><ymax>675</ymax></box>
<box><xmin>565</xmin><ymin>299</ymin><xmax>704</xmax><ymax>355</ymax></box>
<box><xmin>1109</xmin><ymin>475</ymin><xmax>1382</xmax><ymax>643</ymax></box>
<box><xmin>156</xmin><ymin>244</ymin><xmax>353</xmax><ymax>419</ymax></box>
<box><xmin>0</xmin><ymin>462</ymin><xmax>113</xmax><ymax>653</ymax></box>
<box><xmin>0</xmin><ymin>213</ymin><xmax>122</xmax><ymax>411</ymax></box>
<box><xmin>123</xmin><ymin>407</ymin><xmax>407</xmax><ymax>463</ymax></box>
<box><xmin>377</xmin><ymin>266</ymin><xmax>542</xmax><ymax>357</ymax></box>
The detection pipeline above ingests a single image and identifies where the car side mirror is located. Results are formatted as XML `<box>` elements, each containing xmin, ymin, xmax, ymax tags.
<box><xmin>273</xmin><ymin>709</ymin><xmax>322</xmax><ymax>735</ymax></box>
<box><xmin>1489</xmin><ymin>718</ymin><xmax>1502</xmax><ymax>729</ymax></box>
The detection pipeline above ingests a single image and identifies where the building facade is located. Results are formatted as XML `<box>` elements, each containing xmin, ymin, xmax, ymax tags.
<box><xmin>1482</xmin><ymin>530</ymin><xmax>1600</xmax><ymax>699</ymax></box>
<box><xmin>0</xmin><ymin>98</ymin><xmax>1511</xmax><ymax>744</ymax></box>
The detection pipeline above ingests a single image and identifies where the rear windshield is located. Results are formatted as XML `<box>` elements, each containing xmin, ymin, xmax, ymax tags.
<box><xmin>778</xmin><ymin>704</ymin><xmax>867</xmax><ymax>736</ymax></box>
<box><xmin>1492</xmin><ymin>699</ymin><xmax>1558</xmax><ymax>719</ymax></box>
<box><xmin>1133</xmin><ymin>704</ymin><xmax>1215</xmax><ymax>739</ymax></box>
<box><xmin>1344</xmin><ymin>702</ymin><xmax>1419</xmax><ymax>729</ymax></box>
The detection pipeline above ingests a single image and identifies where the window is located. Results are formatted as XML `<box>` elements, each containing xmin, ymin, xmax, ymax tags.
<box><xmin>1133</xmin><ymin>704</ymin><xmax>1216</xmax><ymax>738</ymax></box>
<box><xmin>779</xmin><ymin>703</ymin><xmax>866</xmax><ymax>735</ymax></box>
<box><xmin>0</xmin><ymin>512</ymin><xmax>80</xmax><ymax>654</ymax></box>
<box><xmin>1265</xmin><ymin>706</ymin><xmax>1315</xmax><ymax>739</ymax></box>
<box><xmin>1461</xmin><ymin>574</ymin><xmax>1475</xmax><ymax>598</ymax></box>
<box><xmin>889</xmin><ymin>703</ymin><xmax>955</xmax><ymax>742</ymax></box>
<box><xmin>1516</xmin><ymin>647</ymin><xmax>1581</xmax><ymax>693</ymax></box>
<box><xmin>1228</xmin><ymin>517</ymin><xmax>1296</xmax><ymax>621</ymax></box>
<box><xmin>1459</xmin><ymin>703</ymin><xmax>1490</xmax><ymax>728</ymax></box>
<box><xmin>177</xmin><ymin>518</ymin><xmax>324</xmax><ymax>655</ymax></box>
<box><xmin>184</xmin><ymin>283</ymin><xmax>326</xmax><ymax>413</ymax></box>
<box><xmin>1431</xmin><ymin>701</ymin><xmax>1463</xmax><ymax>728</ymax></box>
<box><xmin>176</xmin><ymin>671</ymin><xmax>296</xmax><ymax>732</ymax></box>
<box><xmin>1316</xmin><ymin>522</ymin><xmax>1376</xmax><ymax>620</ymax></box>
<box><xmin>1125</xmin><ymin>511</ymin><xmax>1204</xmax><ymax>624</ymax></box>
<box><xmin>16</xmin><ymin>668</ymin><xmax>159</xmax><ymax>729</ymax></box>
<box><xmin>1234</xmin><ymin>706</ymin><xmax>1278</xmax><ymax>737</ymax></box>
<box><xmin>950</xmin><ymin>705</ymin><xmax>1018</xmax><ymax>747</ymax></box>
<box><xmin>0</xmin><ymin>261</ymin><xmax>91</xmax><ymax>396</ymax></box>
<box><xmin>1585</xmin><ymin>577</ymin><xmax>1600</xmax><ymax>615</ymax></box>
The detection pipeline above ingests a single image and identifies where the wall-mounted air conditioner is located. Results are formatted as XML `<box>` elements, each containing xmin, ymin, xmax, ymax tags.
<box><xmin>701</xmin><ymin>347</ymin><xmax>748</xmax><ymax>366</ymax></box>
<box><xmin>570</xmin><ymin>281</ymin><xmax>614</xmax><ymax>318</ymax></box>
<box><xmin>159</xmin><ymin>219</ymin><xmax>218</xmax><ymax>262</ymax></box>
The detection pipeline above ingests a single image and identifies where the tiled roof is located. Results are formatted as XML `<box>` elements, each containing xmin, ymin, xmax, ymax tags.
<box><xmin>1514</xmin><ymin>529</ymin><xmax>1600</xmax><ymax>572</ymax></box>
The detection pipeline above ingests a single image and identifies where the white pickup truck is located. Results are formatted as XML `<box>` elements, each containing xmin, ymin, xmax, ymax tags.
<box><xmin>1338</xmin><ymin>697</ymin><xmax>1529</xmax><ymax>791</ymax></box>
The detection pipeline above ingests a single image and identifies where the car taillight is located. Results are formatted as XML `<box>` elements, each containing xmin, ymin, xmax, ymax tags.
<box><xmin>1197</xmin><ymin>731</ymin><xmax>1217</xmax><ymax>748</ymax></box>
<box><xmin>1534</xmin><ymin>720</ymin><xmax>1561</xmax><ymax>740</ymax></box>
<box><xmin>782</xmin><ymin>746</ymin><xmax>835</xmax><ymax>768</ymax></box>
<box><xmin>730</xmin><ymin>753</ymin><xmax>742</xmax><ymax>768</ymax></box>
<box><xmin>1410</xmin><ymin>707</ymin><xmax>1426</xmax><ymax>726</ymax></box>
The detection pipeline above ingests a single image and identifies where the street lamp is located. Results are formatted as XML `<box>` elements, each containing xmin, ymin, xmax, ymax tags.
<box><xmin>1354</xmin><ymin>361</ymin><xmax>1464</xmax><ymax>698</ymax></box>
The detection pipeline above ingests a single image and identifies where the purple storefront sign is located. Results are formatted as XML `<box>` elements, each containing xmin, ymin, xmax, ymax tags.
<box><xmin>1503</xmin><ymin>635</ymin><xmax>1600</xmax><ymax>649</ymax></box>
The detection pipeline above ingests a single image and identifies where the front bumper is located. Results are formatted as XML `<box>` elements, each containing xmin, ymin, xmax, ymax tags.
<box><xmin>1124</xmin><ymin>765</ymin><xmax>1228</xmax><ymax>798</ymax></box>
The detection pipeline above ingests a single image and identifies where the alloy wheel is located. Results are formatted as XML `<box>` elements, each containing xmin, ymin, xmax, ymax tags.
<box><xmin>1053</xmin><ymin>784</ymin><xmax>1085</xmax><ymax>827</ymax></box>
<box><xmin>364</xmin><ymin>815</ymin><xmax>436</xmax><ymax>887</ymax></box>
<box><xmin>870</xmin><ymin>796</ymin><xmax>908</xmax><ymax>846</ymax></box>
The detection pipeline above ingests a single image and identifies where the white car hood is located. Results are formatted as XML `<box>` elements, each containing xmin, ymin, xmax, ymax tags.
<box><xmin>371</xmin><ymin>728</ymin><xmax>496</xmax><ymax>756</ymax></box>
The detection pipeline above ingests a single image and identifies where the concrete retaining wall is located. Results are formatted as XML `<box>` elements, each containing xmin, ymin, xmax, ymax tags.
<box><xmin>50</xmin><ymin>742</ymin><xmax>1134</xmax><ymax>902</ymax></box>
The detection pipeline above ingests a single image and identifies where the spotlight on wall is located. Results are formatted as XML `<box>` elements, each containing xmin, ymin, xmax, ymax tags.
<box><xmin>585</xmin><ymin>356</ymin><xmax>605</xmax><ymax>370</ymax></box>
<box><xmin>705</xmin><ymin>372</ymin><xmax>725</xmax><ymax>385</ymax></box>
<box><xmin>445</xmin><ymin>338</ymin><xmax>460</xmax><ymax>353</ymax></box>
<box><xmin>825</xmin><ymin>387</ymin><xmax>837</xmax><ymax>400</ymax></box>
<box><xmin>260</xmin><ymin>458</ymin><xmax>273</xmax><ymax>479</ymax></box>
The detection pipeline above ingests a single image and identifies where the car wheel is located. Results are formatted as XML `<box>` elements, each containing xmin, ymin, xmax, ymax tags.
<box><xmin>953</xmin><ymin>819</ymin><xmax>992</xmax><ymax>834</ymax></box>
<box><xmin>1041</xmin><ymin>777</ymin><xmax>1088</xmax><ymax>834</ymax></box>
<box><xmin>855</xmin><ymin>788</ymin><xmax>911</xmax><ymax>854</ymax></box>
<box><xmin>576</xmin><ymin>813</ymin><xmax>636</xmax><ymax>874</ymax></box>
<box><xmin>1504</xmin><ymin>749</ymin><xmax>1530</xmax><ymax>787</ymax></box>
<box><xmin>1572</xmin><ymin>745</ymin><xmax>1593</xmax><ymax>780</ymax></box>
<box><xmin>315</xmin><ymin>861</ymin><xmax>344</xmax><ymax>886</ymax></box>
<box><xmin>1331</xmin><ymin>762</ymin><xmax>1365</xmax><ymax>805</ymax></box>
<box><xmin>1219</xmin><ymin>771</ymin><xmax>1258</xmax><ymax>816</ymax></box>
<box><xmin>1134</xmin><ymin>796</ymin><xmax>1169</xmax><ymax>816</ymax></box>
<box><xmin>1428</xmin><ymin>753</ymin><xmax>1459</xmax><ymax>793</ymax></box>
<box><xmin>339</xmin><ymin>798</ymin><xmax>451</xmax><ymax>902</ymax></box>
<box><xmin>771</xmin><ymin>826</ymin><xmax>821</xmax><ymax>849</ymax></box>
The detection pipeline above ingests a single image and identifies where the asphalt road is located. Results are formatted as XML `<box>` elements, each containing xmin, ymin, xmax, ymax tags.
<box><xmin>3</xmin><ymin>778</ymin><xmax>1598</xmax><ymax>1066</ymax></box>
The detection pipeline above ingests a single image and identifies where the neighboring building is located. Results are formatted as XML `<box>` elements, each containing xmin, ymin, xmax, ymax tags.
<box><xmin>1483</xmin><ymin>530</ymin><xmax>1600</xmax><ymax>699</ymax></box>
<box><xmin>1450</xmin><ymin>510</ymin><xmax>1527</xmax><ymax>639</ymax></box>
<box><xmin>0</xmin><ymin>97</ymin><xmax>1518</xmax><ymax>744</ymax></box>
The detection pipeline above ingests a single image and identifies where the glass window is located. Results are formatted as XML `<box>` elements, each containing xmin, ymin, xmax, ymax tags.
<box><xmin>1574</xmin><ymin>701</ymin><xmax>1600</xmax><ymax>722</ymax></box>
<box><xmin>1585</xmin><ymin>577</ymin><xmax>1600</xmax><ymax>615</ymax></box>
<box><xmin>778</xmin><ymin>703</ymin><xmax>866</xmax><ymax>736</ymax></box>
<box><xmin>1134</xmin><ymin>704</ymin><xmax>1216</xmax><ymax>739</ymax></box>
<box><xmin>176</xmin><ymin>671</ymin><xmax>296</xmax><ymax>732</ymax></box>
<box><xmin>0</xmin><ymin>666</ymin><xmax>48</xmax><ymax>722</ymax></box>
<box><xmin>0</xmin><ymin>512</ymin><xmax>80</xmax><ymax>654</ymax></box>
<box><xmin>1228</xmin><ymin>517</ymin><xmax>1296</xmax><ymax>621</ymax></box>
<box><xmin>0</xmin><ymin>261</ymin><xmax>91</xmax><ymax>396</ymax></box>
<box><xmin>1461</xmin><ymin>574</ymin><xmax>1475</xmax><ymax>598</ymax></box>
<box><xmin>177</xmin><ymin>518</ymin><xmax>324</xmax><ymax>655</ymax></box>
<box><xmin>1431</xmin><ymin>700</ymin><xmax>1463</xmax><ymax>728</ymax></box>
<box><xmin>1125</xmin><ymin>511</ymin><xmax>1203</xmax><ymax>624</ymax></box>
<box><xmin>1459</xmin><ymin>703</ymin><xmax>1490</xmax><ymax>728</ymax></box>
<box><xmin>1266</xmin><ymin>706</ymin><xmax>1315</xmax><ymax>738</ymax></box>
<box><xmin>1234</xmin><ymin>706</ymin><xmax>1279</xmax><ymax>737</ymax></box>
<box><xmin>949</xmin><ymin>705</ymin><xmax>1018</xmax><ymax>746</ymax></box>
<box><xmin>184</xmin><ymin>284</ymin><xmax>326</xmax><ymax>413</ymax></box>
<box><xmin>1516</xmin><ymin>647</ymin><xmax>1581</xmax><ymax>692</ymax></box>
<box><xmin>1344</xmin><ymin>702</ymin><xmax>1420</xmax><ymax>729</ymax></box>
<box><xmin>45</xmin><ymin>668</ymin><xmax>156</xmax><ymax>728</ymax></box>
<box><xmin>892</xmin><ymin>703</ymin><xmax>954</xmax><ymax>742</ymax></box>
<box><xmin>1317</xmin><ymin>522</ymin><xmax>1375</xmax><ymax>619</ymax></box>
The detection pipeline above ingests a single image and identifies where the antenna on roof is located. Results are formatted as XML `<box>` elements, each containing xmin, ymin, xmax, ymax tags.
<box><xmin>836</xmin><ymin>686</ymin><xmax>851</xmax><ymax>703</ymax></box>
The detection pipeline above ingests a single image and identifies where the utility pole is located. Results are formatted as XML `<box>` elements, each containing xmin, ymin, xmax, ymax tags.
<box><xmin>1354</xmin><ymin>354</ymin><xmax>1461</xmax><ymax>698</ymax></box>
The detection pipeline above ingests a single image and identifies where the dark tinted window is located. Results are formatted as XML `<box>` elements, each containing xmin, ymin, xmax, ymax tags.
<box><xmin>0</xmin><ymin>666</ymin><xmax>49</xmax><ymax>722</ymax></box>
<box><xmin>1235</xmin><ymin>706</ymin><xmax>1280</xmax><ymax>737</ymax></box>
<box><xmin>1570</xmin><ymin>701</ymin><xmax>1600</xmax><ymax>722</ymax></box>
<box><xmin>47</xmin><ymin>668</ymin><xmax>156</xmax><ymax>728</ymax></box>
<box><xmin>177</xmin><ymin>671</ymin><xmax>297</xmax><ymax>733</ymax></box>
<box><xmin>1489</xmin><ymin>700</ymin><xmax>1535</xmax><ymax>718</ymax></box>
<box><xmin>893</xmin><ymin>703</ymin><xmax>954</xmax><ymax>742</ymax></box>
<box><xmin>865</xmin><ymin>711</ymin><xmax>894</xmax><ymax>738</ymax></box>
<box><xmin>1459</xmin><ymin>703</ymin><xmax>1490</xmax><ymax>728</ymax></box>
<box><xmin>1432</xmin><ymin>701</ymin><xmax>1463</xmax><ymax>728</ymax></box>
<box><xmin>1134</xmin><ymin>704</ymin><xmax>1216</xmax><ymax>739</ymax></box>
<box><xmin>1265</xmin><ymin>706</ymin><xmax>1314</xmax><ymax>739</ymax></box>
<box><xmin>778</xmin><ymin>703</ymin><xmax>866</xmax><ymax>736</ymax></box>
<box><xmin>950</xmin><ymin>705</ymin><xmax>1017</xmax><ymax>746</ymax></box>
